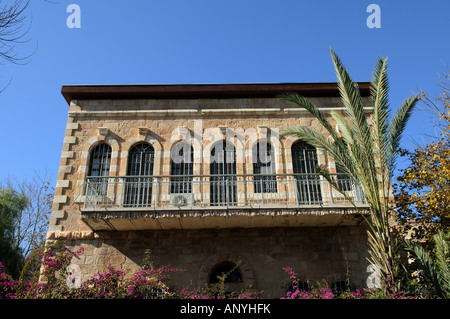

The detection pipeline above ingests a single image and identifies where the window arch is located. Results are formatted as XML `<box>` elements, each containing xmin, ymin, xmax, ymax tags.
<box><xmin>88</xmin><ymin>143</ymin><xmax>112</xmax><ymax>195</ymax></box>
<box><xmin>253</xmin><ymin>141</ymin><xmax>277</xmax><ymax>193</ymax></box>
<box><xmin>291</xmin><ymin>141</ymin><xmax>322</xmax><ymax>204</ymax></box>
<box><xmin>124</xmin><ymin>142</ymin><xmax>155</xmax><ymax>207</ymax></box>
<box><xmin>209</xmin><ymin>262</ymin><xmax>243</xmax><ymax>284</ymax></box>
<box><xmin>210</xmin><ymin>140</ymin><xmax>237</xmax><ymax>206</ymax></box>
<box><xmin>88</xmin><ymin>143</ymin><xmax>112</xmax><ymax>177</ymax></box>
<box><xmin>127</xmin><ymin>142</ymin><xmax>155</xmax><ymax>176</ymax></box>
<box><xmin>291</xmin><ymin>141</ymin><xmax>318</xmax><ymax>174</ymax></box>
<box><xmin>170</xmin><ymin>142</ymin><xmax>193</xmax><ymax>194</ymax></box>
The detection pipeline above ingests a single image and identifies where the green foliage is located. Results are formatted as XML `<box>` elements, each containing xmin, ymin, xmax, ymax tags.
<box><xmin>402</xmin><ymin>231</ymin><xmax>450</xmax><ymax>299</ymax></box>
<box><xmin>279</xmin><ymin>47</ymin><xmax>419</xmax><ymax>294</ymax></box>
<box><xmin>0</xmin><ymin>187</ymin><xmax>28</xmax><ymax>278</ymax></box>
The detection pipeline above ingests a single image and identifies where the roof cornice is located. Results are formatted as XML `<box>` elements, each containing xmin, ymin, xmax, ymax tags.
<box><xmin>61</xmin><ymin>82</ymin><xmax>371</xmax><ymax>105</ymax></box>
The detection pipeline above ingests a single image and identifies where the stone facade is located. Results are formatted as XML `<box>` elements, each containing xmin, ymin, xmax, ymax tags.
<box><xmin>46</xmin><ymin>83</ymin><xmax>374</xmax><ymax>298</ymax></box>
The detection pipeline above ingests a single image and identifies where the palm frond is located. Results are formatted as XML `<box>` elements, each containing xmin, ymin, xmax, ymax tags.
<box><xmin>278</xmin><ymin>93</ymin><xmax>343</xmax><ymax>144</ymax></box>
<box><xmin>330</xmin><ymin>110</ymin><xmax>354</xmax><ymax>146</ymax></box>
<box><xmin>387</xmin><ymin>95</ymin><xmax>419</xmax><ymax>176</ymax></box>
<box><xmin>433</xmin><ymin>231</ymin><xmax>450</xmax><ymax>293</ymax></box>
<box><xmin>402</xmin><ymin>236</ymin><xmax>450</xmax><ymax>299</ymax></box>
<box><xmin>280</xmin><ymin>126</ymin><xmax>336</xmax><ymax>155</ymax></box>
<box><xmin>371</xmin><ymin>57</ymin><xmax>391</xmax><ymax>131</ymax></box>
<box><xmin>330</xmin><ymin>48</ymin><xmax>373</xmax><ymax>151</ymax></box>
<box><xmin>280</xmin><ymin>125</ymin><xmax>354</xmax><ymax>178</ymax></box>
<box><xmin>370</xmin><ymin>57</ymin><xmax>390</xmax><ymax>179</ymax></box>
<box><xmin>330</xmin><ymin>48</ymin><xmax>378</xmax><ymax>198</ymax></box>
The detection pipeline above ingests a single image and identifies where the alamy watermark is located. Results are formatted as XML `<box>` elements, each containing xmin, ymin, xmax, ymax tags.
<box><xmin>366</xmin><ymin>4</ymin><xmax>381</xmax><ymax>29</ymax></box>
<box><xmin>66</xmin><ymin>263</ymin><xmax>81</xmax><ymax>288</ymax></box>
<box><xmin>66</xmin><ymin>4</ymin><xmax>81</xmax><ymax>29</ymax></box>
<box><xmin>65</xmin><ymin>4</ymin><xmax>380</xmax><ymax>30</ymax></box>
<box><xmin>366</xmin><ymin>264</ymin><xmax>382</xmax><ymax>288</ymax></box>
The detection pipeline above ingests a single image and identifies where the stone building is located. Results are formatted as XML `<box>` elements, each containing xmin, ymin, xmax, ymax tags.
<box><xmin>45</xmin><ymin>82</ymin><xmax>373</xmax><ymax>298</ymax></box>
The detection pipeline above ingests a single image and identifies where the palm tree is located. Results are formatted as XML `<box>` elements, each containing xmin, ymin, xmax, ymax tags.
<box><xmin>279</xmin><ymin>47</ymin><xmax>419</xmax><ymax>293</ymax></box>
<box><xmin>402</xmin><ymin>231</ymin><xmax>450</xmax><ymax>298</ymax></box>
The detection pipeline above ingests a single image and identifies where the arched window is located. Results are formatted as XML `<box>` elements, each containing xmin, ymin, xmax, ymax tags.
<box><xmin>89</xmin><ymin>143</ymin><xmax>112</xmax><ymax>177</ymax></box>
<box><xmin>210</xmin><ymin>141</ymin><xmax>237</xmax><ymax>206</ymax></box>
<box><xmin>209</xmin><ymin>262</ymin><xmax>243</xmax><ymax>284</ymax></box>
<box><xmin>124</xmin><ymin>142</ymin><xmax>155</xmax><ymax>207</ymax></box>
<box><xmin>253</xmin><ymin>141</ymin><xmax>277</xmax><ymax>193</ymax></box>
<box><xmin>170</xmin><ymin>142</ymin><xmax>193</xmax><ymax>194</ymax></box>
<box><xmin>291</xmin><ymin>141</ymin><xmax>322</xmax><ymax>204</ymax></box>
<box><xmin>88</xmin><ymin>143</ymin><xmax>112</xmax><ymax>195</ymax></box>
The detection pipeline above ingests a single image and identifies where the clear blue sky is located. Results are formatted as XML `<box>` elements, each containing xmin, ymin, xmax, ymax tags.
<box><xmin>0</xmin><ymin>0</ymin><xmax>449</xmax><ymax>185</ymax></box>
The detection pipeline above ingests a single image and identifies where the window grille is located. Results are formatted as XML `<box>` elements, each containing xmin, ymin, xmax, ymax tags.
<box><xmin>335</xmin><ymin>140</ymin><xmax>353</xmax><ymax>192</ymax></box>
<box><xmin>170</xmin><ymin>142</ymin><xmax>193</xmax><ymax>194</ymax></box>
<box><xmin>336</xmin><ymin>163</ymin><xmax>353</xmax><ymax>191</ymax></box>
<box><xmin>253</xmin><ymin>142</ymin><xmax>277</xmax><ymax>193</ymax></box>
<box><xmin>88</xmin><ymin>143</ymin><xmax>112</xmax><ymax>195</ymax></box>
<box><xmin>291</xmin><ymin>141</ymin><xmax>322</xmax><ymax>204</ymax></box>
<box><xmin>210</xmin><ymin>141</ymin><xmax>237</xmax><ymax>206</ymax></box>
<box><xmin>124</xmin><ymin>142</ymin><xmax>155</xmax><ymax>207</ymax></box>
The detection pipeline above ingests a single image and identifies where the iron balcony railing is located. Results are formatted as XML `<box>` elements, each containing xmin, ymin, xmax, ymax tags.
<box><xmin>83</xmin><ymin>173</ymin><xmax>366</xmax><ymax>209</ymax></box>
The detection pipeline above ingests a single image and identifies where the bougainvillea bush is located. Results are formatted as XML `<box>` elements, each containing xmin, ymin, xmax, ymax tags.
<box><xmin>0</xmin><ymin>244</ymin><xmax>418</xmax><ymax>299</ymax></box>
<box><xmin>281</xmin><ymin>266</ymin><xmax>417</xmax><ymax>299</ymax></box>
<box><xmin>0</xmin><ymin>242</ymin><xmax>182</xmax><ymax>299</ymax></box>
<box><xmin>0</xmin><ymin>243</ymin><xmax>261</xmax><ymax>299</ymax></box>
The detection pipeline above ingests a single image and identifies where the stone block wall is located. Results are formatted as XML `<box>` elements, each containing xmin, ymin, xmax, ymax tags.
<box><xmin>62</xmin><ymin>226</ymin><xmax>370</xmax><ymax>298</ymax></box>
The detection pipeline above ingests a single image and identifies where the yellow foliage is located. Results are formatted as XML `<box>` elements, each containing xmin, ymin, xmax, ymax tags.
<box><xmin>394</xmin><ymin>85</ymin><xmax>450</xmax><ymax>242</ymax></box>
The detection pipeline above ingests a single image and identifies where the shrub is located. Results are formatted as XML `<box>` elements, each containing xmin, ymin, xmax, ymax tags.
<box><xmin>282</xmin><ymin>266</ymin><xmax>416</xmax><ymax>299</ymax></box>
<box><xmin>0</xmin><ymin>262</ymin><xmax>20</xmax><ymax>299</ymax></box>
<box><xmin>0</xmin><ymin>246</ymin><xmax>419</xmax><ymax>299</ymax></box>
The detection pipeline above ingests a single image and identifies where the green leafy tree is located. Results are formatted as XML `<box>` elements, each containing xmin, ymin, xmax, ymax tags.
<box><xmin>279</xmin><ymin>47</ymin><xmax>419</xmax><ymax>294</ymax></box>
<box><xmin>0</xmin><ymin>187</ymin><xmax>28</xmax><ymax>278</ymax></box>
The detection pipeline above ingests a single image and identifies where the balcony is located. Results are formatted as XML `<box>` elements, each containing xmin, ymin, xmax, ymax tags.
<box><xmin>80</xmin><ymin>174</ymin><xmax>370</xmax><ymax>231</ymax></box>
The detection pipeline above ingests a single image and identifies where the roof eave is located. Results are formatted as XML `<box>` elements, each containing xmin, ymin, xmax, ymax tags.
<box><xmin>61</xmin><ymin>82</ymin><xmax>372</xmax><ymax>105</ymax></box>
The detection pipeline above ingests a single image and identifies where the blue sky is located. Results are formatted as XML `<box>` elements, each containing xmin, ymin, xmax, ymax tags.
<box><xmin>0</xmin><ymin>0</ymin><xmax>449</xmax><ymax>185</ymax></box>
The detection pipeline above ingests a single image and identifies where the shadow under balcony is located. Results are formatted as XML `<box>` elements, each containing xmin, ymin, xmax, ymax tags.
<box><xmin>79</xmin><ymin>174</ymin><xmax>370</xmax><ymax>231</ymax></box>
